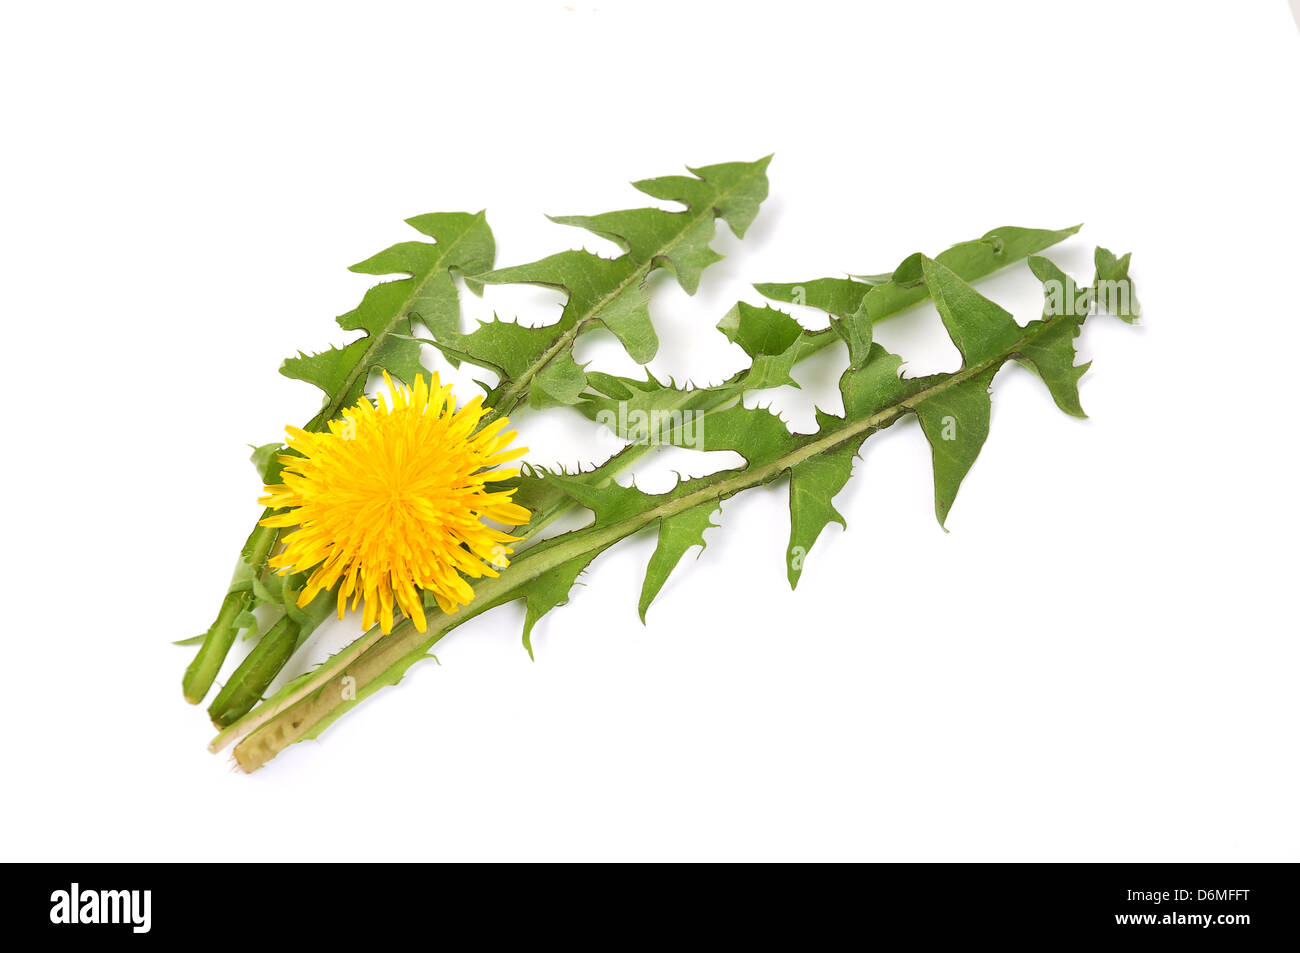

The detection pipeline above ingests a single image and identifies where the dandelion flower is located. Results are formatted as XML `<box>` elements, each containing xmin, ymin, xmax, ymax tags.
<box><xmin>259</xmin><ymin>372</ymin><xmax>529</xmax><ymax>634</ymax></box>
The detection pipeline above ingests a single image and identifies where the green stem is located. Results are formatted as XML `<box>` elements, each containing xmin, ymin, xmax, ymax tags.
<box><xmin>207</xmin><ymin>615</ymin><xmax>302</xmax><ymax>728</ymax></box>
<box><xmin>182</xmin><ymin>513</ymin><xmax>279</xmax><ymax>704</ymax></box>
<box><xmin>240</xmin><ymin>513</ymin><xmax>278</xmax><ymax>565</ymax></box>
<box><xmin>203</xmin><ymin>571</ymin><xmax>340</xmax><ymax>727</ymax></box>
<box><xmin>183</xmin><ymin>588</ymin><xmax>253</xmax><ymax>704</ymax></box>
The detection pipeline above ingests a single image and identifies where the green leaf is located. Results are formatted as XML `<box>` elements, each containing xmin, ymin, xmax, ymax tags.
<box><xmin>755</xmin><ymin>224</ymin><xmax>1082</xmax><ymax>320</ymax></box>
<box><xmin>912</xmin><ymin>369</ymin><xmax>996</xmax><ymax>529</ymax></box>
<box><xmin>1021</xmin><ymin>256</ymin><xmax>1090</xmax><ymax>418</ymax></box>
<box><xmin>548</xmin><ymin>157</ymin><xmax>771</xmax><ymax>296</ymax></box>
<box><xmin>577</xmin><ymin>306</ymin><xmax>831</xmax><ymax>457</ymax></box>
<box><xmin>717</xmin><ymin>299</ymin><xmax>802</xmax><ymax>357</ymax></box>
<box><xmin>920</xmin><ymin>255</ymin><xmax>1023</xmax><ymax>365</ymax></box>
<box><xmin>282</xmin><ymin>210</ymin><xmax>495</xmax><ymax>429</ymax></box>
<box><xmin>786</xmin><ymin>449</ymin><xmax>856</xmax><ymax>588</ymax></box>
<box><xmin>444</xmin><ymin>157</ymin><xmax>772</xmax><ymax>419</ymax></box>
<box><xmin>638</xmin><ymin>503</ymin><xmax>718</xmax><ymax>621</ymax></box>
<box><xmin>427</xmin><ymin>315</ymin><xmax>564</xmax><ymax>409</ymax></box>
<box><xmin>581</xmin><ymin>226</ymin><xmax>1097</xmax><ymax>580</ymax></box>
<box><xmin>1092</xmin><ymin>245</ymin><xmax>1141</xmax><ymax>323</ymax></box>
<box><xmin>509</xmin><ymin>257</ymin><xmax>1118</xmax><ymax>645</ymax></box>
<box><xmin>478</xmin><ymin>251</ymin><xmax>658</xmax><ymax>363</ymax></box>
<box><xmin>717</xmin><ymin>301</ymin><xmax>810</xmax><ymax>391</ymax></box>
<box><xmin>903</xmin><ymin>255</ymin><xmax>1053</xmax><ymax>528</ymax></box>
<box><xmin>249</xmin><ymin>442</ymin><xmax>286</xmax><ymax>483</ymax></box>
<box><xmin>632</xmin><ymin>156</ymin><xmax>773</xmax><ymax>240</ymax></box>
<box><xmin>546</xmin><ymin>210</ymin><xmax>721</xmax><ymax>296</ymax></box>
<box><xmin>831</xmin><ymin>294</ymin><xmax>875</xmax><ymax>371</ymax></box>
<box><xmin>533</xmin><ymin>351</ymin><xmax>589</xmax><ymax>406</ymax></box>
<box><xmin>519</xmin><ymin>552</ymin><xmax>605</xmax><ymax>660</ymax></box>
<box><xmin>508</xmin><ymin>452</ymin><xmax>644</xmax><ymax>541</ymax></box>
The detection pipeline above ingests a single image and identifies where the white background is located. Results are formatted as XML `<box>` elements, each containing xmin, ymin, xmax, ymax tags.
<box><xmin>2</xmin><ymin>1</ymin><xmax>1297</xmax><ymax>861</ymax></box>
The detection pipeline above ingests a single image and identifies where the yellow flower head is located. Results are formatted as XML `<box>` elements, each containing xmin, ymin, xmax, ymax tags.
<box><xmin>259</xmin><ymin>373</ymin><xmax>529</xmax><ymax>634</ymax></box>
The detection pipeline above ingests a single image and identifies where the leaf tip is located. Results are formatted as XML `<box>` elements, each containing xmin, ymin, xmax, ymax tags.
<box><xmin>934</xmin><ymin>505</ymin><xmax>953</xmax><ymax>533</ymax></box>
